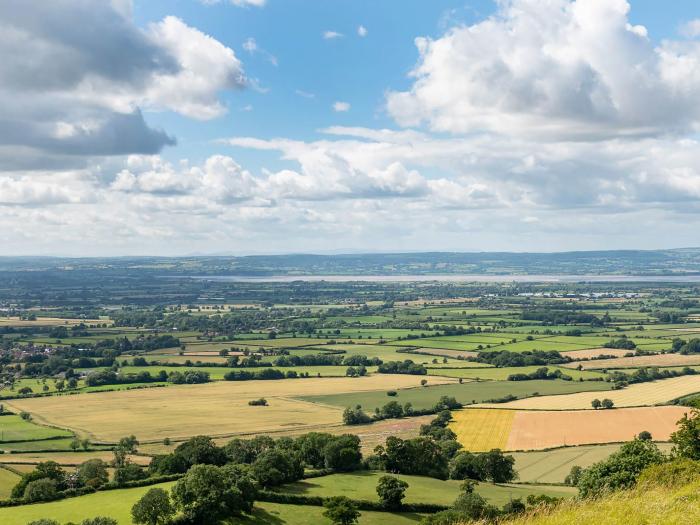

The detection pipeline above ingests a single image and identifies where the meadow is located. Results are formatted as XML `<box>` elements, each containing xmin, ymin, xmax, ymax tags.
<box><xmin>300</xmin><ymin>379</ymin><xmax>611</xmax><ymax>413</ymax></box>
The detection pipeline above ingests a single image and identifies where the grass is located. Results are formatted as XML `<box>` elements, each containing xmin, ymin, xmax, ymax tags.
<box><xmin>0</xmin><ymin>415</ymin><xmax>73</xmax><ymax>442</ymax></box>
<box><xmin>0</xmin><ymin>437</ymin><xmax>89</xmax><ymax>452</ymax></box>
<box><xmin>276</xmin><ymin>471</ymin><xmax>576</xmax><ymax>507</ymax></box>
<box><xmin>449</xmin><ymin>409</ymin><xmax>515</xmax><ymax>452</ymax></box>
<box><xmin>4</xmin><ymin>376</ymin><xmax>450</xmax><ymax>442</ymax></box>
<box><xmin>511</xmin><ymin>443</ymin><xmax>676</xmax><ymax>484</ymax></box>
<box><xmin>481</xmin><ymin>375</ymin><xmax>700</xmax><ymax>410</ymax></box>
<box><xmin>300</xmin><ymin>380</ymin><xmax>611</xmax><ymax>413</ymax></box>
<box><xmin>0</xmin><ymin>467</ymin><xmax>20</xmax><ymax>500</ymax></box>
<box><xmin>499</xmin><ymin>478</ymin><xmax>700</xmax><ymax>525</ymax></box>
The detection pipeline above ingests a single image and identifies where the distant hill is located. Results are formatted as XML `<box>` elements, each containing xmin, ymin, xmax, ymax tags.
<box><xmin>1</xmin><ymin>248</ymin><xmax>700</xmax><ymax>276</ymax></box>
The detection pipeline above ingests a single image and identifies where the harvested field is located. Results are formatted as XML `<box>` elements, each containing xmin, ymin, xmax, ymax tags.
<box><xmin>389</xmin><ymin>347</ymin><xmax>478</xmax><ymax>359</ymax></box>
<box><xmin>512</xmin><ymin>442</ymin><xmax>675</xmax><ymax>483</ymax></box>
<box><xmin>450</xmin><ymin>409</ymin><xmax>515</xmax><ymax>452</ymax></box>
<box><xmin>480</xmin><ymin>375</ymin><xmax>700</xmax><ymax>410</ymax></box>
<box><xmin>5</xmin><ymin>375</ymin><xmax>453</xmax><ymax>442</ymax></box>
<box><xmin>560</xmin><ymin>348</ymin><xmax>631</xmax><ymax>360</ymax></box>
<box><xmin>505</xmin><ymin>406</ymin><xmax>690</xmax><ymax>450</ymax></box>
<box><xmin>564</xmin><ymin>353</ymin><xmax>700</xmax><ymax>370</ymax></box>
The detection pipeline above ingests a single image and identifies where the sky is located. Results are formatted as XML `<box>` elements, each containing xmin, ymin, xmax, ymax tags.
<box><xmin>2</xmin><ymin>0</ymin><xmax>700</xmax><ymax>256</ymax></box>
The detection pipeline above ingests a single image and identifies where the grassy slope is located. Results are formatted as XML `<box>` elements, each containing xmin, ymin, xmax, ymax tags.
<box><xmin>496</xmin><ymin>480</ymin><xmax>700</xmax><ymax>525</ymax></box>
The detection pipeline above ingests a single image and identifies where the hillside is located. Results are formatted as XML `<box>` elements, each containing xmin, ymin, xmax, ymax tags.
<box><xmin>496</xmin><ymin>479</ymin><xmax>700</xmax><ymax>525</ymax></box>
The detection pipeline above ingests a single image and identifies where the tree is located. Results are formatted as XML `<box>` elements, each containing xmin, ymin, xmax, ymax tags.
<box><xmin>12</xmin><ymin>461</ymin><xmax>66</xmax><ymax>499</ymax></box>
<box><xmin>323</xmin><ymin>434</ymin><xmax>363</xmax><ymax>472</ymax></box>
<box><xmin>449</xmin><ymin>451</ymin><xmax>484</xmax><ymax>481</ymax></box>
<box><xmin>27</xmin><ymin>520</ymin><xmax>60</xmax><ymax>525</ymax></box>
<box><xmin>23</xmin><ymin>478</ymin><xmax>58</xmax><ymax>502</ymax></box>
<box><xmin>376</xmin><ymin>475</ymin><xmax>408</xmax><ymax>509</ymax></box>
<box><xmin>577</xmin><ymin>438</ymin><xmax>665</xmax><ymax>497</ymax></box>
<box><xmin>251</xmin><ymin>449</ymin><xmax>303</xmax><ymax>486</ymax></box>
<box><xmin>174</xmin><ymin>435</ymin><xmax>227</xmax><ymax>467</ymax></box>
<box><xmin>171</xmin><ymin>464</ymin><xmax>252</xmax><ymax>524</ymax></box>
<box><xmin>342</xmin><ymin>405</ymin><xmax>371</xmax><ymax>425</ymax></box>
<box><xmin>77</xmin><ymin>459</ymin><xmax>109</xmax><ymax>488</ymax></box>
<box><xmin>601</xmin><ymin>398</ymin><xmax>615</xmax><ymax>409</ymax></box>
<box><xmin>591</xmin><ymin>399</ymin><xmax>602</xmax><ymax>409</ymax></box>
<box><xmin>323</xmin><ymin>496</ymin><xmax>360</xmax><ymax>525</ymax></box>
<box><xmin>671</xmin><ymin>408</ymin><xmax>700</xmax><ymax>460</ymax></box>
<box><xmin>118</xmin><ymin>435</ymin><xmax>140</xmax><ymax>453</ymax></box>
<box><xmin>480</xmin><ymin>449</ymin><xmax>517</xmax><ymax>483</ymax></box>
<box><xmin>638</xmin><ymin>431</ymin><xmax>652</xmax><ymax>441</ymax></box>
<box><xmin>80</xmin><ymin>518</ymin><xmax>118</xmax><ymax>525</ymax></box>
<box><xmin>114</xmin><ymin>463</ymin><xmax>147</xmax><ymax>485</ymax></box>
<box><xmin>564</xmin><ymin>465</ymin><xmax>583</xmax><ymax>486</ymax></box>
<box><xmin>131</xmin><ymin>488</ymin><xmax>175</xmax><ymax>525</ymax></box>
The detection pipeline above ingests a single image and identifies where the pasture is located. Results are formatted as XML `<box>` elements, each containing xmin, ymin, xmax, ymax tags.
<box><xmin>0</xmin><ymin>467</ymin><xmax>20</xmax><ymax>500</ymax></box>
<box><xmin>480</xmin><ymin>375</ymin><xmax>700</xmax><ymax>410</ymax></box>
<box><xmin>426</xmin><ymin>365</ymin><xmax>606</xmax><ymax>381</ymax></box>
<box><xmin>300</xmin><ymin>379</ymin><xmax>611</xmax><ymax>413</ymax></box>
<box><xmin>511</xmin><ymin>443</ymin><xmax>675</xmax><ymax>484</ymax></box>
<box><xmin>0</xmin><ymin>415</ymin><xmax>73</xmax><ymax>442</ymax></box>
<box><xmin>276</xmin><ymin>471</ymin><xmax>576</xmax><ymax>507</ymax></box>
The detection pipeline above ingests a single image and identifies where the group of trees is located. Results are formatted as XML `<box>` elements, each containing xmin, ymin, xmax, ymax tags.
<box><xmin>591</xmin><ymin>398</ymin><xmax>615</xmax><ymax>409</ymax></box>
<box><xmin>604</xmin><ymin>337</ymin><xmax>637</xmax><ymax>350</ymax></box>
<box><xmin>376</xmin><ymin>360</ymin><xmax>427</xmax><ymax>375</ymax></box>
<box><xmin>343</xmin><ymin>396</ymin><xmax>463</xmax><ymax>425</ymax></box>
<box><xmin>608</xmin><ymin>366</ymin><xmax>697</xmax><ymax>387</ymax></box>
<box><xmin>84</xmin><ymin>369</ymin><xmax>209</xmax><ymax>387</ymax></box>
<box><xmin>507</xmin><ymin>366</ymin><xmax>573</xmax><ymax>382</ymax></box>
<box><xmin>471</xmin><ymin>350</ymin><xmax>569</xmax><ymax>367</ymax></box>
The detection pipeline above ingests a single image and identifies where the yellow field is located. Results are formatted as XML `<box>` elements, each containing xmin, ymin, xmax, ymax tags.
<box><xmin>6</xmin><ymin>375</ymin><xmax>454</xmax><ymax>443</ymax></box>
<box><xmin>479</xmin><ymin>375</ymin><xmax>700</xmax><ymax>410</ymax></box>
<box><xmin>564</xmin><ymin>353</ymin><xmax>700</xmax><ymax>370</ymax></box>
<box><xmin>0</xmin><ymin>317</ymin><xmax>109</xmax><ymax>327</ymax></box>
<box><xmin>449</xmin><ymin>409</ymin><xmax>515</xmax><ymax>452</ymax></box>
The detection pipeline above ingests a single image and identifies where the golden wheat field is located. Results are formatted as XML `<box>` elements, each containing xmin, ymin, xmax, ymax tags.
<box><xmin>449</xmin><ymin>409</ymin><xmax>515</xmax><ymax>451</ymax></box>
<box><xmin>5</xmin><ymin>375</ymin><xmax>455</xmax><ymax>442</ymax></box>
<box><xmin>479</xmin><ymin>375</ymin><xmax>700</xmax><ymax>410</ymax></box>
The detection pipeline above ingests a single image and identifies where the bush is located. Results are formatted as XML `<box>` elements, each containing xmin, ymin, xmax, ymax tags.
<box><xmin>248</xmin><ymin>398</ymin><xmax>268</xmax><ymax>406</ymax></box>
<box><xmin>23</xmin><ymin>478</ymin><xmax>58</xmax><ymax>502</ymax></box>
<box><xmin>376</xmin><ymin>475</ymin><xmax>408</xmax><ymax>509</ymax></box>
<box><xmin>131</xmin><ymin>487</ymin><xmax>175</xmax><ymax>525</ymax></box>
<box><xmin>323</xmin><ymin>496</ymin><xmax>360</xmax><ymax>525</ymax></box>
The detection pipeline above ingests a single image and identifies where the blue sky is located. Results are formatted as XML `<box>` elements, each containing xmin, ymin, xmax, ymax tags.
<box><xmin>132</xmin><ymin>0</ymin><xmax>700</xmax><ymax>170</ymax></box>
<box><xmin>2</xmin><ymin>0</ymin><xmax>700</xmax><ymax>255</ymax></box>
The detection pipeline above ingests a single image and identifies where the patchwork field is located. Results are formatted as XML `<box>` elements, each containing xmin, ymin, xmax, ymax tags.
<box><xmin>449</xmin><ymin>409</ymin><xmax>515</xmax><ymax>452</ymax></box>
<box><xmin>564</xmin><ymin>353</ymin><xmax>700</xmax><ymax>370</ymax></box>
<box><xmin>5</xmin><ymin>375</ymin><xmax>451</xmax><ymax>442</ymax></box>
<box><xmin>480</xmin><ymin>375</ymin><xmax>700</xmax><ymax>410</ymax></box>
<box><xmin>426</xmin><ymin>365</ymin><xmax>606</xmax><ymax>381</ymax></box>
<box><xmin>0</xmin><ymin>415</ymin><xmax>73</xmax><ymax>442</ymax></box>
<box><xmin>511</xmin><ymin>442</ymin><xmax>676</xmax><ymax>484</ymax></box>
<box><xmin>505</xmin><ymin>406</ymin><xmax>690</xmax><ymax>450</ymax></box>
<box><xmin>300</xmin><ymin>379</ymin><xmax>611</xmax><ymax>413</ymax></box>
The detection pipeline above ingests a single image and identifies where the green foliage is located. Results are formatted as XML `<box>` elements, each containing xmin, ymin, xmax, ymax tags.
<box><xmin>322</xmin><ymin>496</ymin><xmax>360</xmax><ymax>525</ymax></box>
<box><xmin>564</xmin><ymin>465</ymin><xmax>583</xmax><ymax>486</ymax></box>
<box><xmin>342</xmin><ymin>405</ymin><xmax>372</xmax><ymax>425</ymax></box>
<box><xmin>23</xmin><ymin>478</ymin><xmax>58</xmax><ymax>502</ymax></box>
<box><xmin>131</xmin><ymin>488</ymin><xmax>175</xmax><ymax>525</ymax></box>
<box><xmin>77</xmin><ymin>459</ymin><xmax>109</xmax><ymax>489</ymax></box>
<box><xmin>578</xmin><ymin>438</ymin><xmax>665</xmax><ymax>497</ymax></box>
<box><xmin>671</xmin><ymin>408</ymin><xmax>700</xmax><ymax>460</ymax></box>
<box><xmin>375</xmin><ymin>475</ymin><xmax>408</xmax><ymax>509</ymax></box>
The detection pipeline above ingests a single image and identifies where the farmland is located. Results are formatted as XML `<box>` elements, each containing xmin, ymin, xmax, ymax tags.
<box><xmin>2</xmin><ymin>266</ymin><xmax>700</xmax><ymax>523</ymax></box>
<box><xmin>481</xmin><ymin>375</ymin><xmax>700</xmax><ymax>410</ymax></box>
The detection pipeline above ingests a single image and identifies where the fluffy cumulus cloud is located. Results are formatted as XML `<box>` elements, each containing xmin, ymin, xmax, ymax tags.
<box><xmin>5</xmin><ymin>0</ymin><xmax>700</xmax><ymax>254</ymax></box>
<box><xmin>0</xmin><ymin>0</ymin><xmax>244</xmax><ymax>158</ymax></box>
<box><xmin>387</xmin><ymin>0</ymin><xmax>700</xmax><ymax>139</ymax></box>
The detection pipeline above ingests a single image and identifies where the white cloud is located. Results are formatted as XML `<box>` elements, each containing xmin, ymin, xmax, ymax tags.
<box><xmin>333</xmin><ymin>101</ymin><xmax>351</xmax><ymax>112</ymax></box>
<box><xmin>201</xmin><ymin>0</ymin><xmax>266</xmax><ymax>7</ymax></box>
<box><xmin>0</xmin><ymin>2</ymin><xmax>245</xmax><ymax>158</ymax></box>
<box><xmin>242</xmin><ymin>37</ymin><xmax>278</xmax><ymax>66</ymax></box>
<box><xmin>323</xmin><ymin>31</ymin><xmax>344</xmax><ymax>40</ymax></box>
<box><xmin>680</xmin><ymin>19</ymin><xmax>700</xmax><ymax>38</ymax></box>
<box><xmin>295</xmin><ymin>90</ymin><xmax>315</xmax><ymax>99</ymax></box>
<box><xmin>387</xmin><ymin>0</ymin><xmax>700</xmax><ymax>139</ymax></box>
<box><xmin>358</xmin><ymin>25</ymin><xmax>368</xmax><ymax>37</ymax></box>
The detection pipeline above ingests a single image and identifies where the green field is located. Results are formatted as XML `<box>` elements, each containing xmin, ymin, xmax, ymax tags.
<box><xmin>0</xmin><ymin>481</ymin><xmax>424</xmax><ymax>525</ymax></box>
<box><xmin>425</xmin><ymin>366</ymin><xmax>606</xmax><ymax>381</ymax></box>
<box><xmin>0</xmin><ymin>467</ymin><xmax>20</xmax><ymax>499</ymax></box>
<box><xmin>299</xmin><ymin>379</ymin><xmax>612</xmax><ymax>412</ymax></box>
<box><xmin>0</xmin><ymin>415</ymin><xmax>73</xmax><ymax>442</ymax></box>
<box><xmin>511</xmin><ymin>443</ymin><xmax>676</xmax><ymax>484</ymax></box>
<box><xmin>275</xmin><ymin>471</ymin><xmax>576</xmax><ymax>506</ymax></box>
